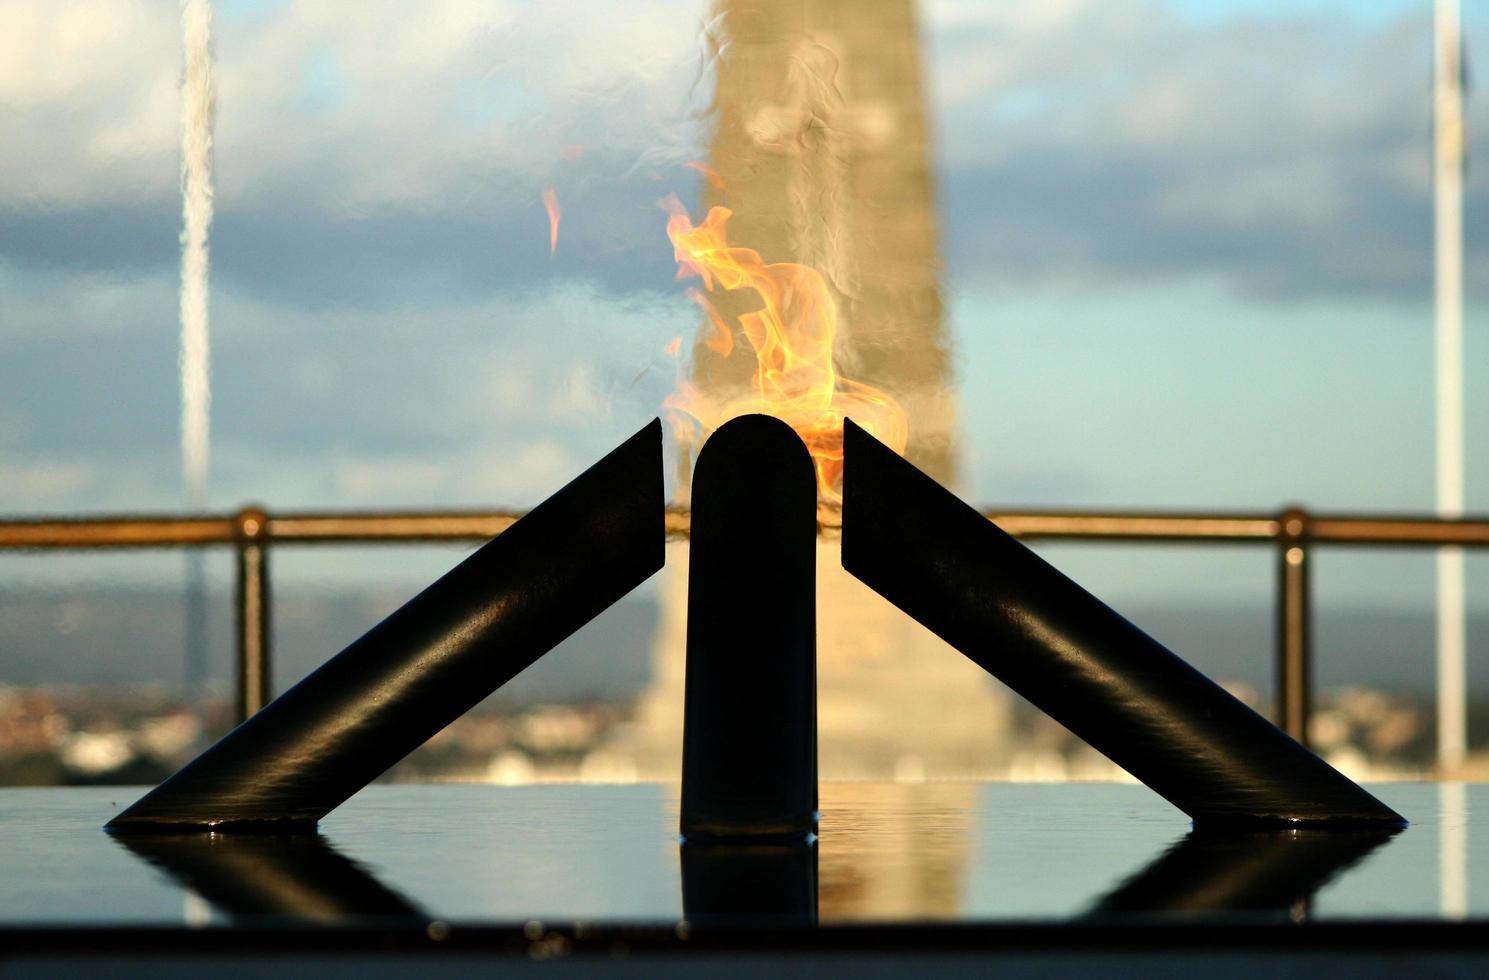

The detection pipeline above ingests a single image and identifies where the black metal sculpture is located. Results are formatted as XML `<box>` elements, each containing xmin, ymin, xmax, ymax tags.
<box><xmin>675</xmin><ymin>415</ymin><xmax>819</xmax><ymax>926</ymax></box>
<box><xmin>840</xmin><ymin>419</ymin><xmax>1404</xmax><ymax>830</ymax></box>
<box><xmin>108</xmin><ymin>405</ymin><xmax>1404</xmax><ymax>850</ymax></box>
<box><xmin>107</xmin><ymin>420</ymin><xmax>665</xmax><ymax>833</ymax></box>
<box><xmin>681</xmin><ymin>414</ymin><xmax>818</xmax><ymax>843</ymax></box>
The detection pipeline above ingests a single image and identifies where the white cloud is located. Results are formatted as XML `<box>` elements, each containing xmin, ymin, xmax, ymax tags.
<box><xmin>332</xmin><ymin>454</ymin><xmax>448</xmax><ymax>500</ymax></box>
<box><xmin>0</xmin><ymin>268</ymin><xmax>687</xmax><ymax>513</ymax></box>
<box><xmin>486</xmin><ymin>368</ymin><xmax>536</xmax><ymax>415</ymax></box>
<box><xmin>0</xmin><ymin>0</ymin><xmax>712</xmax><ymax>210</ymax></box>
<box><xmin>916</xmin><ymin>0</ymin><xmax>1489</xmax><ymax>296</ymax></box>
<box><xmin>209</xmin><ymin>437</ymin><xmax>584</xmax><ymax>509</ymax></box>
<box><xmin>924</xmin><ymin>0</ymin><xmax>1442</xmax><ymax>168</ymax></box>
<box><xmin>9</xmin><ymin>0</ymin><xmax>1468</xmax><ymax>303</ymax></box>
<box><xmin>470</xmin><ymin>439</ymin><xmax>579</xmax><ymax>503</ymax></box>
<box><xmin>0</xmin><ymin>1</ymin><xmax>169</xmax><ymax>104</ymax></box>
<box><xmin>0</xmin><ymin>263</ymin><xmax>177</xmax><ymax>343</ymax></box>
<box><xmin>547</xmin><ymin>362</ymin><xmax>607</xmax><ymax>422</ymax></box>
<box><xmin>0</xmin><ymin>458</ymin><xmax>94</xmax><ymax>500</ymax></box>
<box><xmin>0</xmin><ymin>1</ymin><xmax>177</xmax><ymax>203</ymax></box>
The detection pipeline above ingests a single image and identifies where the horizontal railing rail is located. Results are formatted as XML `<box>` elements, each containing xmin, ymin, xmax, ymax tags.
<box><xmin>2</xmin><ymin>506</ymin><xmax>1486</xmax><ymax>754</ymax></box>
<box><xmin>8</xmin><ymin>507</ymin><xmax>1489</xmax><ymax>548</ymax></box>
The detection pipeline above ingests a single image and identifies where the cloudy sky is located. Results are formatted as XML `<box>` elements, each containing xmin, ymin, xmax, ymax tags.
<box><xmin>1</xmin><ymin>0</ymin><xmax>1486</xmax><ymax>612</ymax></box>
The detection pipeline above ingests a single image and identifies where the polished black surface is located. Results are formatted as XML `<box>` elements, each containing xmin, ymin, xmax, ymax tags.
<box><xmin>841</xmin><ymin>419</ymin><xmax>1402</xmax><ymax>829</ymax></box>
<box><xmin>115</xmin><ymin>832</ymin><xmax>425</xmax><ymax>922</ymax></box>
<box><xmin>681</xmin><ymin>415</ymin><xmax>817</xmax><ymax>843</ymax></box>
<box><xmin>1089</xmin><ymin>828</ymin><xmax>1398</xmax><ymax>916</ymax></box>
<box><xmin>105</xmin><ymin>420</ymin><xmax>665</xmax><ymax>833</ymax></box>
<box><xmin>1</xmin><ymin>782</ymin><xmax>1482</xmax><ymax>928</ymax></box>
<box><xmin>680</xmin><ymin>840</ymin><xmax>819</xmax><ymax>927</ymax></box>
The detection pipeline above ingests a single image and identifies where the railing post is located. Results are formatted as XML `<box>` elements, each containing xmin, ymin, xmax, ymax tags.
<box><xmin>234</xmin><ymin>506</ymin><xmax>271</xmax><ymax>723</ymax></box>
<box><xmin>1276</xmin><ymin>508</ymin><xmax>1312</xmax><ymax>746</ymax></box>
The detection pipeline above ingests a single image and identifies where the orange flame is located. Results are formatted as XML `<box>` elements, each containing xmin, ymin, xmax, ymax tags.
<box><xmin>542</xmin><ymin>187</ymin><xmax>561</xmax><ymax>255</ymax></box>
<box><xmin>661</xmin><ymin>194</ymin><xmax>906</xmax><ymax>501</ymax></box>
<box><xmin>686</xmin><ymin>288</ymin><xmax>735</xmax><ymax>357</ymax></box>
<box><xmin>683</xmin><ymin>160</ymin><xmax>727</xmax><ymax>192</ymax></box>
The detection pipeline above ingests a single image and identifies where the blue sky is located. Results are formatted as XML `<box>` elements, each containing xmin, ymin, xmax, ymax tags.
<box><xmin>1172</xmin><ymin>0</ymin><xmax>1427</xmax><ymax>25</ymax></box>
<box><xmin>0</xmin><ymin>0</ymin><xmax>1485</xmax><ymax>616</ymax></box>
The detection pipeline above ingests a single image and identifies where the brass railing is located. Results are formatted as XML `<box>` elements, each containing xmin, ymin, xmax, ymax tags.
<box><xmin>3</xmin><ymin>506</ymin><xmax>1487</xmax><ymax>741</ymax></box>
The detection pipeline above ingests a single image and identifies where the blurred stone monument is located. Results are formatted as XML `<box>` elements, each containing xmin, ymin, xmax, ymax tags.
<box><xmin>623</xmin><ymin>0</ymin><xmax>1010</xmax><ymax>779</ymax></box>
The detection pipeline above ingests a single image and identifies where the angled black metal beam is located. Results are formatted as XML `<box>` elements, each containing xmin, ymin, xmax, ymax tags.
<box><xmin>681</xmin><ymin>414</ymin><xmax>817</xmax><ymax>844</ymax></box>
<box><xmin>840</xmin><ymin>419</ymin><xmax>1404</xmax><ymax>830</ymax></box>
<box><xmin>106</xmin><ymin>419</ymin><xmax>665</xmax><ymax>833</ymax></box>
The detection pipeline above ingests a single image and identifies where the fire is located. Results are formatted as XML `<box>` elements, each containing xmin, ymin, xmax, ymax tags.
<box><xmin>682</xmin><ymin>161</ymin><xmax>727</xmax><ymax>192</ymax></box>
<box><xmin>542</xmin><ymin>187</ymin><xmax>561</xmax><ymax>255</ymax></box>
<box><xmin>661</xmin><ymin>194</ymin><xmax>907</xmax><ymax>501</ymax></box>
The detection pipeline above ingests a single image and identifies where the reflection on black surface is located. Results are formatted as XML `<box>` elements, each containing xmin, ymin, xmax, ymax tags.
<box><xmin>680</xmin><ymin>841</ymin><xmax>818</xmax><ymax>927</ymax></box>
<box><xmin>1090</xmin><ymin>828</ymin><xmax>1400</xmax><ymax>917</ymax></box>
<box><xmin>116</xmin><ymin>832</ymin><xmax>425</xmax><ymax>923</ymax></box>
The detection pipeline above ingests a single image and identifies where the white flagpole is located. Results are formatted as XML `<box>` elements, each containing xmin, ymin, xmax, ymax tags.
<box><xmin>1434</xmin><ymin>0</ymin><xmax>1467</xmax><ymax>774</ymax></box>
<box><xmin>180</xmin><ymin>0</ymin><xmax>215</xmax><ymax>514</ymax></box>
<box><xmin>180</xmin><ymin>0</ymin><xmax>215</xmax><ymax>698</ymax></box>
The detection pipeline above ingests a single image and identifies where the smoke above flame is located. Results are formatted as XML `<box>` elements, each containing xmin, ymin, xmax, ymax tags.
<box><xmin>661</xmin><ymin>193</ymin><xmax>906</xmax><ymax>502</ymax></box>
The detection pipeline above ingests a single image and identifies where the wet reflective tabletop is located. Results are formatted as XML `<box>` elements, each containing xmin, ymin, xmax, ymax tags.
<box><xmin>1</xmin><ymin>782</ymin><xmax>1483</xmax><ymax>928</ymax></box>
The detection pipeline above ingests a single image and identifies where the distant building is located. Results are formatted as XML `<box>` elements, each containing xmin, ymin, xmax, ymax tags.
<box><xmin>626</xmin><ymin>0</ymin><xmax>1011</xmax><ymax>779</ymax></box>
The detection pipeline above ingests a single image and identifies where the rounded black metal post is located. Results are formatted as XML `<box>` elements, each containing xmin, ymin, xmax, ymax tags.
<box><xmin>680</xmin><ymin>414</ymin><xmax>817</xmax><ymax>843</ymax></box>
<box><xmin>841</xmin><ymin>419</ymin><xmax>1403</xmax><ymax>830</ymax></box>
<box><xmin>107</xmin><ymin>419</ymin><xmax>665</xmax><ymax>833</ymax></box>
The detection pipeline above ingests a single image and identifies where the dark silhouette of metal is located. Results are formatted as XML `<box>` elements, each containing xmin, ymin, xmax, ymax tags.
<box><xmin>840</xmin><ymin>419</ymin><xmax>1404</xmax><ymax>830</ymax></box>
<box><xmin>681</xmin><ymin>415</ymin><xmax>817</xmax><ymax>844</ymax></box>
<box><xmin>680</xmin><ymin>841</ymin><xmax>818</xmax><ymax>928</ymax></box>
<box><xmin>1276</xmin><ymin>508</ymin><xmax>1312</xmax><ymax>744</ymax></box>
<box><xmin>115</xmin><ymin>833</ymin><xmax>425</xmax><ymax>922</ymax></box>
<box><xmin>233</xmin><ymin>507</ymin><xmax>271</xmax><ymax>721</ymax></box>
<box><xmin>106</xmin><ymin>420</ymin><xmax>664</xmax><ymax>833</ymax></box>
<box><xmin>1090</xmin><ymin>828</ymin><xmax>1398</xmax><ymax>916</ymax></box>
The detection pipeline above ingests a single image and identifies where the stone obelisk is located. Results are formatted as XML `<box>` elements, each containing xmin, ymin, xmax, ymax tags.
<box><xmin>627</xmin><ymin>0</ymin><xmax>1009</xmax><ymax>779</ymax></box>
